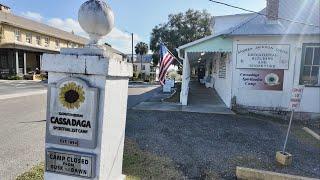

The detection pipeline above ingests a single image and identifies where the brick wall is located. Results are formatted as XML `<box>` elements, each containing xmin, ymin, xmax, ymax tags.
<box><xmin>266</xmin><ymin>0</ymin><xmax>279</xmax><ymax>20</ymax></box>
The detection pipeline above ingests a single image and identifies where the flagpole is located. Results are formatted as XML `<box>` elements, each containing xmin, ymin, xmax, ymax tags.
<box><xmin>159</xmin><ymin>40</ymin><xmax>183</xmax><ymax>66</ymax></box>
<box><xmin>167</xmin><ymin>49</ymin><xmax>183</xmax><ymax>66</ymax></box>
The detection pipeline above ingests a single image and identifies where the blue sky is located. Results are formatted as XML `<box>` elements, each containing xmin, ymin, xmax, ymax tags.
<box><xmin>2</xmin><ymin>0</ymin><xmax>265</xmax><ymax>53</ymax></box>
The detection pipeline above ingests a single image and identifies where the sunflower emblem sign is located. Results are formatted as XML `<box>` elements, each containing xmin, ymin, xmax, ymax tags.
<box><xmin>46</xmin><ymin>77</ymin><xmax>99</xmax><ymax>149</ymax></box>
<box><xmin>59</xmin><ymin>82</ymin><xmax>85</xmax><ymax>109</ymax></box>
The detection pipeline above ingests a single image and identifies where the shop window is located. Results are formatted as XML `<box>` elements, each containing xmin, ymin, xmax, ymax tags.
<box><xmin>55</xmin><ymin>40</ymin><xmax>60</xmax><ymax>49</ymax></box>
<box><xmin>14</xmin><ymin>29</ymin><xmax>21</xmax><ymax>42</ymax></box>
<box><xmin>44</xmin><ymin>37</ymin><xmax>50</xmax><ymax>47</ymax></box>
<box><xmin>0</xmin><ymin>52</ymin><xmax>9</xmax><ymax>69</ymax></box>
<box><xmin>300</xmin><ymin>43</ymin><xmax>320</xmax><ymax>87</ymax></box>
<box><xmin>68</xmin><ymin>42</ymin><xmax>75</xmax><ymax>48</ymax></box>
<box><xmin>0</xmin><ymin>26</ymin><xmax>3</xmax><ymax>41</ymax></box>
<box><xmin>26</xmin><ymin>32</ymin><xmax>32</xmax><ymax>44</ymax></box>
<box><xmin>36</xmin><ymin>36</ymin><xmax>41</xmax><ymax>46</ymax></box>
<box><xmin>133</xmin><ymin>65</ymin><xmax>137</xmax><ymax>71</ymax></box>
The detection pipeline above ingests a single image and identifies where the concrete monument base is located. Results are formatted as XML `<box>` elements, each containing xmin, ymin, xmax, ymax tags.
<box><xmin>42</xmin><ymin>46</ymin><xmax>132</xmax><ymax>180</ymax></box>
<box><xmin>276</xmin><ymin>151</ymin><xmax>293</xmax><ymax>166</ymax></box>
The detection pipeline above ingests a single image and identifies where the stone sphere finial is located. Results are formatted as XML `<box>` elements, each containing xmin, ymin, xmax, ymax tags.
<box><xmin>78</xmin><ymin>0</ymin><xmax>114</xmax><ymax>46</ymax></box>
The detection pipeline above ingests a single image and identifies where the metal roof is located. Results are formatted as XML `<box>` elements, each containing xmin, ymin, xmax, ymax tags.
<box><xmin>0</xmin><ymin>11</ymin><xmax>88</xmax><ymax>44</ymax></box>
<box><xmin>178</xmin><ymin>0</ymin><xmax>319</xmax><ymax>51</ymax></box>
<box><xmin>127</xmin><ymin>54</ymin><xmax>153</xmax><ymax>63</ymax></box>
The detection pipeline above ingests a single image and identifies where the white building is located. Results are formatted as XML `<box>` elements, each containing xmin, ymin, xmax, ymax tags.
<box><xmin>177</xmin><ymin>0</ymin><xmax>320</xmax><ymax>119</ymax></box>
<box><xmin>127</xmin><ymin>54</ymin><xmax>155</xmax><ymax>79</ymax></box>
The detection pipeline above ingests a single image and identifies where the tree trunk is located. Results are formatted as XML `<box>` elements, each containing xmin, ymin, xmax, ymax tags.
<box><xmin>140</xmin><ymin>54</ymin><xmax>143</xmax><ymax>80</ymax></box>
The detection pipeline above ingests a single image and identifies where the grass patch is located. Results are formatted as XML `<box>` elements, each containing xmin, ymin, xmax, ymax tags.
<box><xmin>163</xmin><ymin>83</ymin><xmax>181</xmax><ymax>103</ymax></box>
<box><xmin>123</xmin><ymin>138</ymin><xmax>184</xmax><ymax>179</ymax></box>
<box><xmin>16</xmin><ymin>139</ymin><xmax>183</xmax><ymax>180</ymax></box>
<box><xmin>16</xmin><ymin>163</ymin><xmax>44</xmax><ymax>180</ymax></box>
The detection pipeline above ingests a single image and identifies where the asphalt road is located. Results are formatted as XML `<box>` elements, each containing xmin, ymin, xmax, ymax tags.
<box><xmin>0</xmin><ymin>80</ymin><xmax>47</xmax><ymax>96</ymax></box>
<box><xmin>0</xmin><ymin>82</ymin><xmax>160</xmax><ymax>180</ymax></box>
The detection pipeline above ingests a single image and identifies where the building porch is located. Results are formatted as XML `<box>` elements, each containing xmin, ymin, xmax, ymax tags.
<box><xmin>177</xmin><ymin>35</ymin><xmax>233</xmax><ymax>108</ymax></box>
<box><xmin>0</xmin><ymin>48</ymin><xmax>44</xmax><ymax>79</ymax></box>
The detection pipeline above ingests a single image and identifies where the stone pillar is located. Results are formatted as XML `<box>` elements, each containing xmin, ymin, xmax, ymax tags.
<box><xmin>42</xmin><ymin>1</ymin><xmax>132</xmax><ymax>180</ymax></box>
<box><xmin>23</xmin><ymin>52</ymin><xmax>27</xmax><ymax>74</ymax></box>
<box><xmin>42</xmin><ymin>47</ymin><xmax>132</xmax><ymax>180</ymax></box>
<box><xmin>15</xmin><ymin>51</ymin><xmax>19</xmax><ymax>75</ymax></box>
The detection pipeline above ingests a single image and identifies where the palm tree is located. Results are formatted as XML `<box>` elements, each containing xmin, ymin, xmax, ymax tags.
<box><xmin>135</xmin><ymin>42</ymin><xmax>148</xmax><ymax>79</ymax></box>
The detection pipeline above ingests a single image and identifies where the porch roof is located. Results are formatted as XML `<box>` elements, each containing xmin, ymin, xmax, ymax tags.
<box><xmin>178</xmin><ymin>35</ymin><xmax>233</xmax><ymax>53</ymax></box>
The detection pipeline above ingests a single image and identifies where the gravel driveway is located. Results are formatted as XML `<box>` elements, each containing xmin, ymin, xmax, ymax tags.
<box><xmin>125</xmin><ymin>110</ymin><xmax>320</xmax><ymax>179</ymax></box>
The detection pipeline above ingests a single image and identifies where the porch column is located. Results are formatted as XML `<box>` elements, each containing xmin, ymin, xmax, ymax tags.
<box><xmin>205</xmin><ymin>59</ymin><xmax>210</xmax><ymax>77</ymax></box>
<box><xmin>15</xmin><ymin>51</ymin><xmax>19</xmax><ymax>75</ymax></box>
<box><xmin>39</xmin><ymin>54</ymin><xmax>43</xmax><ymax>70</ymax></box>
<box><xmin>23</xmin><ymin>52</ymin><xmax>27</xmax><ymax>74</ymax></box>
<box><xmin>180</xmin><ymin>51</ymin><xmax>190</xmax><ymax>105</ymax></box>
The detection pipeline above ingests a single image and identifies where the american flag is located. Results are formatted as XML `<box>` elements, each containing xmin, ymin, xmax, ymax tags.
<box><xmin>159</xmin><ymin>43</ymin><xmax>175</xmax><ymax>85</ymax></box>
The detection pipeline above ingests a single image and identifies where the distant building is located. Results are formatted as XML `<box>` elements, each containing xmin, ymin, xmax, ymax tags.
<box><xmin>178</xmin><ymin>0</ymin><xmax>320</xmax><ymax>119</ymax></box>
<box><xmin>127</xmin><ymin>54</ymin><xmax>155</xmax><ymax>79</ymax></box>
<box><xmin>0</xmin><ymin>4</ymin><xmax>87</xmax><ymax>78</ymax></box>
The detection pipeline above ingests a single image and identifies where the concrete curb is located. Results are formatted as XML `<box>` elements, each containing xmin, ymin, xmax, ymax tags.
<box><xmin>236</xmin><ymin>167</ymin><xmax>319</xmax><ymax>180</ymax></box>
<box><xmin>302</xmin><ymin>127</ymin><xmax>320</xmax><ymax>141</ymax></box>
<box><xmin>0</xmin><ymin>90</ymin><xmax>47</xmax><ymax>100</ymax></box>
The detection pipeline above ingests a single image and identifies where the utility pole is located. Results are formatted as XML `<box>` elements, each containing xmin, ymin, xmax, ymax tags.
<box><xmin>131</xmin><ymin>33</ymin><xmax>134</xmax><ymax>64</ymax></box>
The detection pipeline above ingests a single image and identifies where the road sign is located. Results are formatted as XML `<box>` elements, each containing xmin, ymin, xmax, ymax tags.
<box><xmin>289</xmin><ymin>86</ymin><xmax>304</xmax><ymax>110</ymax></box>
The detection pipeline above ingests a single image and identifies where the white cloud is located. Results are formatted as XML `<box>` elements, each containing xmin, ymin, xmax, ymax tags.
<box><xmin>47</xmin><ymin>18</ymin><xmax>86</xmax><ymax>36</ymax></box>
<box><xmin>103</xmin><ymin>28</ymin><xmax>141</xmax><ymax>54</ymax></box>
<box><xmin>21</xmin><ymin>11</ymin><xmax>43</xmax><ymax>22</ymax></box>
<box><xmin>21</xmin><ymin>11</ymin><xmax>143</xmax><ymax>54</ymax></box>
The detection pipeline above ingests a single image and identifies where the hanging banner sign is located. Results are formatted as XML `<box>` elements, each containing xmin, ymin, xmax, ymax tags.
<box><xmin>289</xmin><ymin>86</ymin><xmax>304</xmax><ymax>110</ymax></box>
<box><xmin>239</xmin><ymin>69</ymin><xmax>284</xmax><ymax>91</ymax></box>
<box><xmin>46</xmin><ymin>77</ymin><xmax>99</xmax><ymax>149</ymax></box>
<box><xmin>236</xmin><ymin>44</ymin><xmax>290</xmax><ymax>69</ymax></box>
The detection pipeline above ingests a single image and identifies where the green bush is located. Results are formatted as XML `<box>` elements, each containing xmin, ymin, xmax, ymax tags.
<box><xmin>7</xmin><ymin>75</ymin><xmax>23</xmax><ymax>80</ymax></box>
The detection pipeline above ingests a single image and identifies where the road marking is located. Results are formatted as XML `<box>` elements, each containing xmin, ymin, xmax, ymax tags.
<box><xmin>0</xmin><ymin>90</ymin><xmax>47</xmax><ymax>100</ymax></box>
<box><xmin>302</xmin><ymin>127</ymin><xmax>320</xmax><ymax>141</ymax></box>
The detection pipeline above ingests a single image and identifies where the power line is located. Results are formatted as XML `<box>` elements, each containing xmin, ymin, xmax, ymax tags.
<box><xmin>208</xmin><ymin>0</ymin><xmax>320</xmax><ymax>28</ymax></box>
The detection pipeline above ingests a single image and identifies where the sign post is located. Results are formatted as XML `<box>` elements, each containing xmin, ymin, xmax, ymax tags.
<box><xmin>276</xmin><ymin>85</ymin><xmax>304</xmax><ymax>166</ymax></box>
<box><xmin>42</xmin><ymin>1</ymin><xmax>132</xmax><ymax>179</ymax></box>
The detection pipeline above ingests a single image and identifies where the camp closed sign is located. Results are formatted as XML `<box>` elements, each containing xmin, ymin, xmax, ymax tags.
<box><xmin>46</xmin><ymin>77</ymin><xmax>99</xmax><ymax>149</ymax></box>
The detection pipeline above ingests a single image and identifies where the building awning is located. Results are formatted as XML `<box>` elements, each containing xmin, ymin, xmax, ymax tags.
<box><xmin>0</xmin><ymin>43</ymin><xmax>59</xmax><ymax>53</ymax></box>
<box><xmin>178</xmin><ymin>35</ymin><xmax>233</xmax><ymax>53</ymax></box>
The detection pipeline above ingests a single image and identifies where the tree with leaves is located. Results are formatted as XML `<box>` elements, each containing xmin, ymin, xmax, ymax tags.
<box><xmin>135</xmin><ymin>42</ymin><xmax>149</xmax><ymax>78</ymax></box>
<box><xmin>150</xmin><ymin>9</ymin><xmax>212</xmax><ymax>66</ymax></box>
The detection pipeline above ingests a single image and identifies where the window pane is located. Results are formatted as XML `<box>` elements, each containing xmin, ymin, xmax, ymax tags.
<box><xmin>305</xmin><ymin>47</ymin><xmax>313</xmax><ymax>65</ymax></box>
<box><xmin>302</xmin><ymin>66</ymin><xmax>311</xmax><ymax>76</ymax></box>
<box><xmin>311</xmin><ymin>66</ymin><xmax>319</xmax><ymax>76</ymax></box>
<box><xmin>301</xmin><ymin>66</ymin><xmax>311</xmax><ymax>85</ymax></box>
<box><xmin>311</xmin><ymin>66</ymin><xmax>320</xmax><ymax>86</ymax></box>
<box><xmin>314</xmin><ymin>47</ymin><xmax>320</xmax><ymax>65</ymax></box>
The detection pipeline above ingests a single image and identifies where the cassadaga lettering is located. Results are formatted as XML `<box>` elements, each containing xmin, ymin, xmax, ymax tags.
<box><xmin>51</xmin><ymin>117</ymin><xmax>91</xmax><ymax>128</ymax></box>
